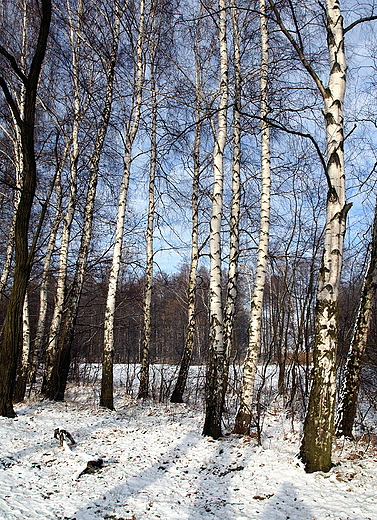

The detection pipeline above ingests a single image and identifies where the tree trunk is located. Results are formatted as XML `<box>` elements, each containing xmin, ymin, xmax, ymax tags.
<box><xmin>28</xmin><ymin>146</ymin><xmax>66</xmax><ymax>394</ymax></box>
<box><xmin>300</xmin><ymin>0</ymin><xmax>350</xmax><ymax>473</ymax></box>
<box><xmin>13</xmin><ymin>292</ymin><xmax>30</xmax><ymax>403</ymax></box>
<box><xmin>203</xmin><ymin>0</ymin><xmax>228</xmax><ymax>439</ymax></box>
<box><xmin>138</xmin><ymin>53</ymin><xmax>157</xmax><ymax>400</ymax></box>
<box><xmin>222</xmin><ymin>0</ymin><xmax>242</xmax><ymax>404</ymax></box>
<box><xmin>44</xmin><ymin>6</ymin><xmax>121</xmax><ymax>401</ymax></box>
<box><xmin>233</xmin><ymin>0</ymin><xmax>271</xmax><ymax>435</ymax></box>
<box><xmin>41</xmin><ymin>0</ymin><xmax>82</xmax><ymax>396</ymax></box>
<box><xmin>0</xmin><ymin>0</ymin><xmax>51</xmax><ymax>418</ymax></box>
<box><xmin>0</xmin><ymin>0</ymin><xmax>26</xmax><ymax>299</ymax></box>
<box><xmin>101</xmin><ymin>0</ymin><xmax>145</xmax><ymax>409</ymax></box>
<box><xmin>335</xmin><ymin>198</ymin><xmax>377</xmax><ymax>438</ymax></box>
<box><xmin>171</xmin><ymin>14</ymin><xmax>202</xmax><ymax>403</ymax></box>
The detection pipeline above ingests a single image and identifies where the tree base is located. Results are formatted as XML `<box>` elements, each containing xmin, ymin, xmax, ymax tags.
<box><xmin>0</xmin><ymin>402</ymin><xmax>17</xmax><ymax>418</ymax></box>
<box><xmin>233</xmin><ymin>409</ymin><xmax>251</xmax><ymax>435</ymax></box>
<box><xmin>170</xmin><ymin>390</ymin><xmax>183</xmax><ymax>403</ymax></box>
<box><xmin>202</xmin><ymin>407</ymin><xmax>222</xmax><ymax>439</ymax></box>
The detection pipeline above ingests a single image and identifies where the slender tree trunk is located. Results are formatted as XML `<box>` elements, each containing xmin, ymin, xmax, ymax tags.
<box><xmin>203</xmin><ymin>0</ymin><xmax>228</xmax><ymax>439</ymax></box>
<box><xmin>41</xmin><ymin>0</ymin><xmax>82</xmax><ymax>396</ymax></box>
<box><xmin>299</xmin><ymin>0</ymin><xmax>350</xmax><ymax>473</ymax></box>
<box><xmin>13</xmin><ymin>292</ymin><xmax>30</xmax><ymax>403</ymax></box>
<box><xmin>0</xmin><ymin>0</ymin><xmax>51</xmax><ymax>417</ymax></box>
<box><xmin>44</xmin><ymin>7</ymin><xmax>121</xmax><ymax>401</ymax></box>
<box><xmin>0</xmin><ymin>1</ymin><xmax>28</xmax><ymax>404</ymax></box>
<box><xmin>0</xmin><ymin>0</ymin><xmax>26</xmax><ymax>298</ymax></box>
<box><xmin>223</xmin><ymin>0</ymin><xmax>242</xmax><ymax>393</ymax></box>
<box><xmin>138</xmin><ymin>54</ymin><xmax>157</xmax><ymax>400</ymax></box>
<box><xmin>28</xmin><ymin>146</ymin><xmax>66</xmax><ymax>394</ymax></box>
<box><xmin>233</xmin><ymin>0</ymin><xmax>271</xmax><ymax>435</ymax></box>
<box><xmin>335</xmin><ymin>199</ymin><xmax>377</xmax><ymax>438</ymax></box>
<box><xmin>0</xmin><ymin>163</ymin><xmax>21</xmax><ymax>296</ymax></box>
<box><xmin>101</xmin><ymin>0</ymin><xmax>145</xmax><ymax>409</ymax></box>
<box><xmin>170</xmin><ymin>17</ymin><xmax>202</xmax><ymax>403</ymax></box>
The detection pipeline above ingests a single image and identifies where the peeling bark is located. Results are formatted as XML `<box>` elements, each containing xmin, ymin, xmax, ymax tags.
<box><xmin>300</xmin><ymin>0</ymin><xmax>349</xmax><ymax>473</ymax></box>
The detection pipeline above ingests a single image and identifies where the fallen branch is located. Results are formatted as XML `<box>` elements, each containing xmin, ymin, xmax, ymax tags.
<box><xmin>54</xmin><ymin>428</ymin><xmax>76</xmax><ymax>446</ymax></box>
<box><xmin>77</xmin><ymin>458</ymin><xmax>104</xmax><ymax>479</ymax></box>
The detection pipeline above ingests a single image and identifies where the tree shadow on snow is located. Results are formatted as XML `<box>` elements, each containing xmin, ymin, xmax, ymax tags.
<box><xmin>68</xmin><ymin>426</ymin><xmax>202</xmax><ymax>519</ymax></box>
<box><xmin>186</xmin><ymin>435</ymin><xmax>259</xmax><ymax>520</ymax></box>
<box><xmin>260</xmin><ymin>481</ymin><xmax>313</xmax><ymax>520</ymax></box>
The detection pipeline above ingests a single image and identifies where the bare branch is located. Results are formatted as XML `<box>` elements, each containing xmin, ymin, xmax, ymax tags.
<box><xmin>267</xmin><ymin>0</ymin><xmax>328</xmax><ymax>99</ymax></box>
<box><xmin>344</xmin><ymin>15</ymin><xmax>377</xmax><ymax>34</ymax></box>
<box><xmin>0</xmin><ymin>45</ymin><xmax>27</xmax><ymax>83</ymax></box>
<box><xmin>0</xmin><ymin>77</ymin><xmax>22</xmax><ymax>127</ymax></box>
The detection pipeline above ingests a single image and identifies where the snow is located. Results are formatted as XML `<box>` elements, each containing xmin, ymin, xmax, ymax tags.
<box><xmin>1</xmin><ymin>371</ymin><xmax>377</xmax><ymax>520</ymax></box>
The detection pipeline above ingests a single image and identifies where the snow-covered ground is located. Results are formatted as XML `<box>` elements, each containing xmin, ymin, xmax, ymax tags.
<box><xmin>1</xmin><ymin>370</ymin><xmax>377</xmax><ymax>520</ymax></box>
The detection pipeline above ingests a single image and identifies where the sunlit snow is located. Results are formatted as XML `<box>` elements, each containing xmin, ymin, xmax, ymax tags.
<box><xmin>1</xmin><ymin>366</ymin><xmax>376</xmax><ymax>520</ymax></box>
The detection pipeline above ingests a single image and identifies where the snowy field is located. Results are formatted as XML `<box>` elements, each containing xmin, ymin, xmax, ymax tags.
<box><xmin>1</xmin><ymin>366</ymin><xmax>377</xmax><ymax>520</ymax></box>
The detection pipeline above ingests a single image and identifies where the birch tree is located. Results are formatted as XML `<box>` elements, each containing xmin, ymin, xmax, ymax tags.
<box><xmin>43</xmin><ymin>2</ymin><xmax>122</xmax><ymax>401</ymax></box>
<box><xmin>268</xmin><ymin>0</ymin><xmax>350</xmax><ymax>472</ymax></box>
<box><xmin>42</xmin><ymin>0</ymin><xmax>84</xmax><ymax>396</ymax></box>
<box><xmin>138</xmin><ymin>0</ymin><xmax>174</xmax><ymax>399</ymax></box>
<box><xmin>0</xmin><ymin>0</ymin><xmax>31</xmax><ymax>403</ymax></box>
<box><xmin>13</xmin><ymin>292</ymin><xmax>30</xmax><ymax>403</ymax></box>
<box><xmin>233</xmin><ymin>0</ymin><xmax>271</xmax><ymax>436</ymax></box>
<box><xmin>0</xmin><ymin>0</ymin><xmax>27</xmax><ymax>298</ymax></box>
<box><xmin>137</xmin><ymin>40</ymin><xmax>158</xmax><ymax>400</ymax></box>
<box><xmin>101</xmin><ymin>0</ymin><xmax>145</xmax><ymax>410</ymax></box>
<box><xmin>223</xmin><ymin>0</ymin><xmax>242</xmax><ymax>390</ymax></box>
<box><xmin>0</xmin><ymin>0</ymin><xmax>51</xmax><ymax>417</ymax></box>
<box><xmin>203</xmin><ymin>0</ymin><xmax>229</xmax><ymax>439</ymax></box>
<box><xmin>295</xmin><ymin>1</ymin><xmax>377</xmax><ymax>472</ymax></box>
<box><xmin>335</xmin><ymin>199</ymin><xmax>377</xmax><ymax>438</ymax></box>
<box><xmin>27</xmin><ymin>140</ymin><xmax>68</xmax><ymax>394</ymax></box>
<box><xmin>265</xmin><ymin>0</ymin><xmax>377</xmax><ymax>472</ymax></box>
<box><xmin>170</xmin><ymin>9</ymin><xmax>203</xmax><ymax>403</ymax></box>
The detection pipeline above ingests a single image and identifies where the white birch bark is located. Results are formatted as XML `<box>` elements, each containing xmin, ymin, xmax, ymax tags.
<box><xmin>101</xmin><ymin>0</ymin><xmax>145</xmax><ymax>409</ymax></box>
<box><xmin>0</xmin><ymin>0</ymin><xmax>26</xmax><ymax>294</ymax></box>
<box><xmin>28</xmin><ymin>144</ymin><xmax>67</xmax><ymax>393</ymax></box>
<box><xmin>44</xmin><ymin>4</ymin><xmax>121</xmax><ymax>401</ymax></box>
<box><xmin>138</xmin><ymin>49</ymin><xmax>157</xmax><ymax>400</ymax></box>
<box><xmin>268</xmin><ymin>0</ymin><xmax>351</xmax><ymax>473</ymax></box>
<box><xmin>233</xmin><ymin>0</ymin><xmax>271</xmax><ymax>435</ymax></box>
<box><xmin>223</xmin><ymin>0</ymin><xmax>242</xmax><ymax>376</ymax></box>
<box><xmin>171</xmin><ymin>16</ymin><xmax>202</xmax><ymax>403</ymax></box>
<box><xmin>13</xmin><ymin>292</ymin><xmax>30</xmax><ymax>402</ymax></box>
<box><xmin>300</xmin><ymin>0</ymin><xmax>350</xmax><ymax>472</ymax></box>
<box><xmin>203</xmin><ymin>0</ymin><xmax>228</xmax><ymax>439</ymax></box>
<box><xmin>42</xmin><ymin>0</ymin><xmax>82</xmax><ymax>395</ymax></box>
<box><xmin>0</xmin><ymin>145</ymin><xmax>21</xmax><ymax>294</ymax></box>
<box><xmin>21</xmin><ymin>292</ymin><xmax>30</xmax><ymax>376</ymax></box>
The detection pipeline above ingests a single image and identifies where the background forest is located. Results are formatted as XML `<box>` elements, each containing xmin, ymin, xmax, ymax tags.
<box><xmin>1</xmin><ymin>0</ymin><xmax>377</xmax><ymax>474</ymax></box>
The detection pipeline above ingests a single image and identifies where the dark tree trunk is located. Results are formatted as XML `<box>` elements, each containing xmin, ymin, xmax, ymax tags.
<box><xmin>0</xmin><ymin>0</ymin><xmax>51</xmax><ymax>418</ymax></box>
<box><xmin>171</xmin><ymin>341</ymin><xmax>194</xmax><ymax>403</ymax></box>
<box><xmin>336</xmin><ymin>198</ymin><xmax>377</xmax><ymax>438</ymax></box>
<box><xmin>203</xmin><ymin>352</ymin><xmax>226</xmax><ymax>439</ymax></box>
